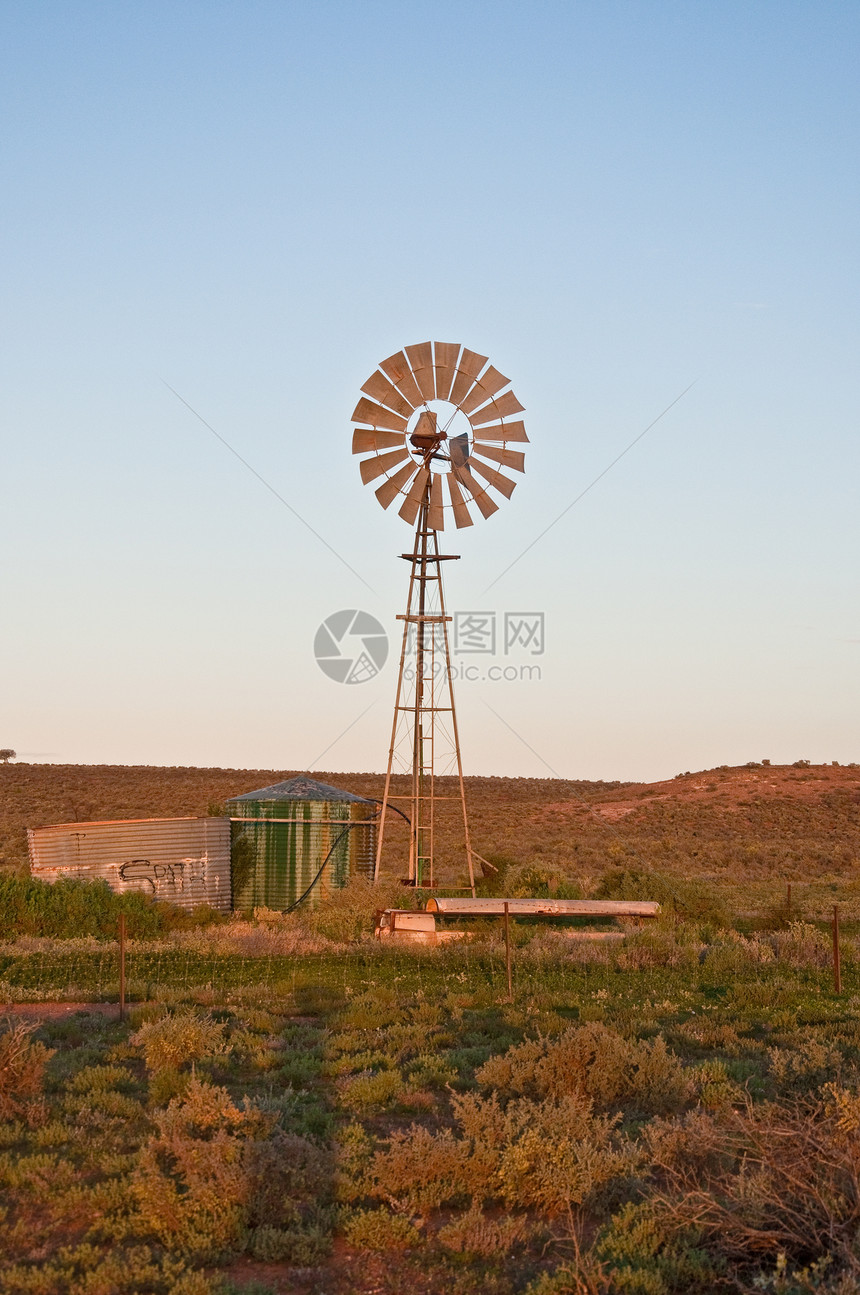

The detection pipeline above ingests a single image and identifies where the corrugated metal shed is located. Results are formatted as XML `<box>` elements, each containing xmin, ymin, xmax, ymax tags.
<box><xmin>227</xmin><ymin>776</ymin><xmax>377</xmax><ymax>912</ymax></box>
<box><xmin>27</xmin><ymin>817</ymin><xmax>232</xmax><ymax>912</ymax></box>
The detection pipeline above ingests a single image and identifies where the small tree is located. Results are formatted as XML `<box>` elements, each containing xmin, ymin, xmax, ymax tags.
<box><xmin>0</xmin><ymin>749</ymin><xmax>15</xmax><ymax>763</ymax></box>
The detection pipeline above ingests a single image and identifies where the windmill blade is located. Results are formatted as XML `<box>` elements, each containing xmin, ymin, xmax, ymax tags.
<box><xmin>469</xmin><ymin>390</ymin><xmax>526</xmax><ymax>425</ymax></box>
<box><xmin>449</xmin><ymin>348</ymin><xmax>489</xmax><ymax>408</ymax></box>
<box><xmin>359</xmin><ymin>446</ymin><xmax>412</xmax><ymax>484</ymax></box>
<box><xmin>398</xmin><ymin>465</ymin><xmax>430</xmax><ymax>524</ymax></box>
<box><xmin>459</xmin><ymin>365</ymin><xmax>511</xmax><ymax>416</ymax></box>
<box><xmin>467</xmin><ymin>456</ymin><xmax>517</xmax><ymax>499</ymax></box>
<box><xmin>454</xmin><ymin>465</ymin><xmax>500</xmax><ymax>519</ymax></box>
<box><xmin>433</xmin><ymin>341</ymin><xmax>461</xmax><ymax>402</ymax></box>
<box><xmin>446</xmin><ymin>471</ymin><xmax>474</xmax><ymax>528</ymax></box>
<box><xmin>376</xmin><ymin>459</ymin><xmax>419</xmax><ymax>509</ymax></box>
<box><xmin>470</xmin><ymin>419</ymin><xmax>529</xmax><ymax>443</ymax></box>
<box><xmin>379</xmin><ymin>349</ymin><xmax>424</xmax><ymax>408</ymax></box>
<box><xmin>426</xmin><ymin>472</ymin><xmax>445</xmax><ymax>530</ymax></box>
<box><xmin>352</xmin><ymin>428</ymin><xmax>405</xmax><ymax>455</ymax></box>
<box><xmin>360</xmin><ymin>370</ymin><xmax>415</xmax><ymax>417</ymax></box>
<box><xmin>449</xmin><ymin>432</ymin><xmax>470</xmax><ymax>468</ymax></box>
<box><xmin>352</xmin><ymin>397</ymin><xmax>408</xmax><ymax>432</ymax></box>
<box><xmin>471</xmin><ymin>444</ymin><xmax>525</xmax><ymax>472</ymax></box>
<box><xmin>405</xmin><ymin>342</ymin><xmax>435</xmax><ymax>401</ymax></box>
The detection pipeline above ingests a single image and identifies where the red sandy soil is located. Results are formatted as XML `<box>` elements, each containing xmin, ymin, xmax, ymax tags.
<box><xmin>2</xmin><ymin>759</ymin><xmax>858</xmax><ymax>881</ymax></box>
<box><xmin>2</xmin><ymin>1003</ymin><xmax>120</xmax><ymax>1020</ymax></box>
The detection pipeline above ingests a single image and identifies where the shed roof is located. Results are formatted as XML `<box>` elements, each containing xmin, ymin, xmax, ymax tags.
<box><xmin>226</xmin><ymin>775</ymin><xmax>375</xmax><ymax>805</ymax></box>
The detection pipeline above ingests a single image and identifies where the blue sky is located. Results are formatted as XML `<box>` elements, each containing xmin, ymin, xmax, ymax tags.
<box><xmin>2</xmin><ymin>1</ymin><xmax>857</xmax><ymax>781</ymax></box>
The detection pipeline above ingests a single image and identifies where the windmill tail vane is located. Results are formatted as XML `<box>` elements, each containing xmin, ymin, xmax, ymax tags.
<box><xmin>351</xmin><ymin>342</ymin><xmax>527</xmax><ymax>890</ymax></box>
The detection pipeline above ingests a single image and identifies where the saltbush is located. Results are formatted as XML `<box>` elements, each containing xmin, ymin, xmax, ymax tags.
<box><xmin>436</xmin><ymin>1204</ymin><xmax>532</xmax><ymax>1256</ymax></box>
<box><xmin>131</xmin><ymin>1010</ymin><xmax>228</xmax><ymax>1076</ymax></box>
<box><xmin>476</xmin><ymin>1024</ymin><xmax>691</xmax><ymax>1116</ymax></box>
<box><xmin>340</xmin><ymin>1068</ymin><xmax>404</xmax><ymax>1112</ymax></box>
<box><xmin>341</xmin><ymin>1206</ymin><xmax>422</xmax><ymax>1250</ymax></box>
<box><xmin>134</xmin><ymin>1076</ymin><xmax>331</xmax><ymax>1263</ymax></box>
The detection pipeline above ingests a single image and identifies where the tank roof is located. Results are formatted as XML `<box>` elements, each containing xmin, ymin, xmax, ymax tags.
<box><xmin>226</xmin><ymin>775</ymin><xmax>375</xmax><ymax>805</ymax></box>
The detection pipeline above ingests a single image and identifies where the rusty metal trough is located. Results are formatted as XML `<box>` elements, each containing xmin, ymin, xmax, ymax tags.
<box><xmin>425</xmin><ymin>897</ymin><xmax>660</xmax><ymax>918</ymax></box>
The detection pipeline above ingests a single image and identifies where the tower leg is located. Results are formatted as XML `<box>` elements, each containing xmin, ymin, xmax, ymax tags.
<box><xmin>374</xmin><ymin>494</ymin><xmax>475</xmax><ymax>895</ymax></box>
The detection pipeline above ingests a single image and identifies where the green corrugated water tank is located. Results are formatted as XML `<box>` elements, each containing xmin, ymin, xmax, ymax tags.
<box><xmin>226</xmin><ymin>776</ymin><xmax>377</xmax><ymax>912</ymax></box>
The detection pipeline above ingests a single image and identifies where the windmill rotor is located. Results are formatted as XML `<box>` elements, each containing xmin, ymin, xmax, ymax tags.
<box><xmin>356</xmin><ymin>341</ymin><xmax>527</xmax><ymax>894</ymax></box>
<box><xmin>351</xmin><ymin>341</ymin><xmax>527</xmax><ymax>529</ymax></box>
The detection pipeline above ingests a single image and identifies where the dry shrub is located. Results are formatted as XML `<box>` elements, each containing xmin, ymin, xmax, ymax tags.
<box><xmin>476</xmin><ymin>1023</ymin><xmax>691</xmax><ymax>1116</ymax></box>
<box><xmin>131</xmin><ymin>1010</ymin><xmax>228</xmax><ymax>1076</ymax></box>
<box><xmin>407</xmin><ymin>1053</ymin><xmax>457</xmax><ymax>1089</ymax></box>
<box><xmin>0</xmin><ymin>1020</ymin><xmax>53</xmax><ymax>1122</ymax></box>
<box><xmin>704</xmin><ymin>930</ymin><xmax>777</xmax><ymax>977</ymax></box>
<box><xmin>437</xmin><ymin>1204</ymin><xmax>532</xmax><ymax>1256</ymax></box>
<box><xmin>644</xmin><ymin>1092</ymin><xmax>860</xmax><ymax>1275</ymax></box>
<box><xmin>371</xmin><ymin>1124</ymin><xmax>477</xmax><ymax>1214</ymax></box>
<box><xmin>326</xmin><ymin>1048</ymin><xmax>394</xmax><ymax>1077</ymax></box>
<box><xmin>478</xmin><ymin>1093</ymin><xmax>635</xmax><ymax>1215</ymax></box>
<box><xmin>134</xmin><ymin>1075</ymin><xmax>330</xmax><ymax>1263</ymax></box>
<box><xmin>616</xmin><ymin>927</ymin><xmax>703</xmax><ymax>971</ymax></box>
<box><xmin>173</xmin><ymin>916</ymin><xmax>333</xmax><ymax>957</ymax></box>
<box><xmin>670</xmin><ymin>1018</ymin><xmax>745</xmax><ymax>1055</ymax></box>
<box><xmin>769</xmin><ymin>922</ymin><xmax>833</xmax><ymax>970</ymax></box>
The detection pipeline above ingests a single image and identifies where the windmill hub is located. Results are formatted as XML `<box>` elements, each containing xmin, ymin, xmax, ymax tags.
<box><xmin>406</xmin><ymin>402</ymin><xmax>474</xmax><ymax>472</ymax></box>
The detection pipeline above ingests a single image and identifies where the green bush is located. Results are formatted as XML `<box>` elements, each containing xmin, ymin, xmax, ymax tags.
<box><xmin>594</xmin><ymin>1201</ymin><xmax>716</xmax><ymax>1293</ymax></box>
<box><xmin>307</xmin><ymin>876</ymin><xmax>414</xmax><ymax>944</ymax></box>
<box><xmin>340</xmin><ymin>1068</ymin><xmax>404</xmax><ymax>1112</ymax></box>
<box><xmin>0</xmin><ymin>875</ymin><xmax>165</xmax><ymax>939</ymax></box>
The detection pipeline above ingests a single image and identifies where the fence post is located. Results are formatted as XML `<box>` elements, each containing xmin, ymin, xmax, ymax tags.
<box><xmin>504</xmin><ymin>902</ymin><xmax>513</xmax><ymax>1002</ymax></box>
<box><xmin>832</xmin><ymin>905</ymin><xmax>841</xmax><ymax>994</ymax></box>
<box><xmin>118</xmin><ymin>913</ymin><xmax>126</xmax><ymax>1022</ymax></box>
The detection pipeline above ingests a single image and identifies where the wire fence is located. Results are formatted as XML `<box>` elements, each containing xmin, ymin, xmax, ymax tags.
<box><xmin>0</xmin><ymin>927</ymin><xmax>854</xmax><ymax>1010</ymax></box>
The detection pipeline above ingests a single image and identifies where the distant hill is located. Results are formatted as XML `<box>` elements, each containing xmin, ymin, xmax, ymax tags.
<box><xmin>3</xmin><ymin>760</ymin><xmax>858</xmax><ymax>888</ymax></box>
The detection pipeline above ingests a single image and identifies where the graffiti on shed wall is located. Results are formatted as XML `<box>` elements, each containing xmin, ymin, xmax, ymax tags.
<box><xmin>118</xmin><ymin>855</ymin><xmax>210</xmax><ymax>898</ymax></box>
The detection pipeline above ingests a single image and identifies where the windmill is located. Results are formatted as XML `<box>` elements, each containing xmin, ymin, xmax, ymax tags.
<box><xmin>351</xmin><ymin>342</ymin><xmax>527</xmax><ymax>891</ymax></box>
